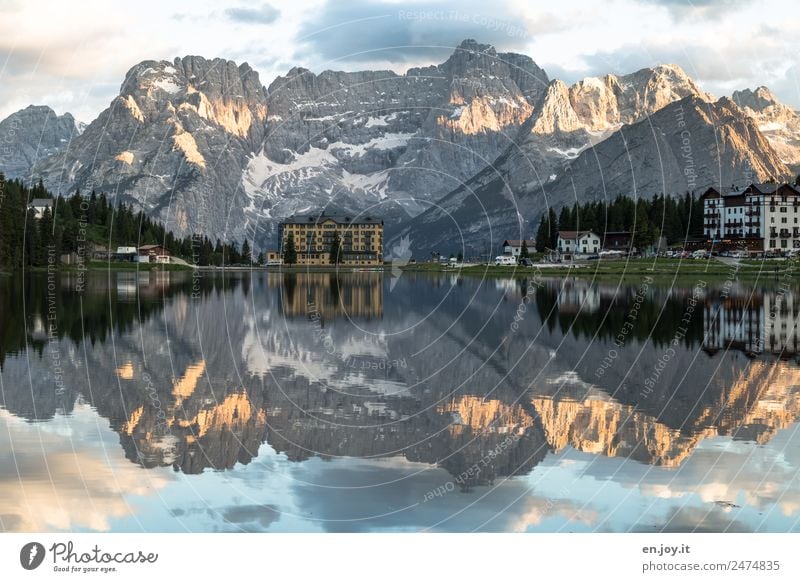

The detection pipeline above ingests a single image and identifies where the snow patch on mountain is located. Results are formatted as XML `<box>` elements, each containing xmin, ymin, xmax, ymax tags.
<box><xmin>154</xmin><ymin>77</ymin><xmax>181</xmax><ymax>94</ymax></box>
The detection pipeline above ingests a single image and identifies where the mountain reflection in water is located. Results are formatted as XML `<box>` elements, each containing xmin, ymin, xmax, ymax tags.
<box><xmin>1</xmin><ymin>271</ymin><xmax>799</xmax><ymax>532</ymax></box>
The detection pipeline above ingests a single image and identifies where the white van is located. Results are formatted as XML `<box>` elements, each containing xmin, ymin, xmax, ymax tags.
<box><xmin>494</xmin><ymin>255</ymin><xmax>516</xmax><ymax>266</ymax></box>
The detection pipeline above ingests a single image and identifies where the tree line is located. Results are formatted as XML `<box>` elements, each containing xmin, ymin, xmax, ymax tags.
<box><xmin>534</xmin><ymin>192</ymin><xmax>704</xmax><ymax>252</ymax></box>
<box><xmin>0</xmin><ymin>174</ymin><xmax>259</xmax><ymax>270</ymax></box>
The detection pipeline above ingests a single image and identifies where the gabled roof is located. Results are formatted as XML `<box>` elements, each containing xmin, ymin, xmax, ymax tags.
<box><xmin>502</xmin><ymin>239</ymin><xmax>535</xmax><ymax>246</ymax></box>
<box><xmin>748</xmin><ymin>183</ymin><xmax>780</xmax><ymax>194</ymax></box>
<box><xmin>558</xmin><ymin>230</ymin><xmax>597</xmax><ymax>240</ymax></box>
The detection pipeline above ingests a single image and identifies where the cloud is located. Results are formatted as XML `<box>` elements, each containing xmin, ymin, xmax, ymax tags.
<box><xmin>224</xmin><ymin>4</ymin><xmax>281</xmax><ymax>25</ymax></box>
<box><xmin>220</xmin><ymin>504</ymin><xmax>280</xmax><ymax>528</ymax></box>
<box><xmin>0</xmin><ymin>408</ymin><xmax>174</xmax><ymax>532</ymax></box>
<box><xmin>295</xmin><ymin>0</ymin><xmax>533</xmax><ymax>68</ymax></box>
<box><xmin>634</xmin><ymin>0</ymin><xmax>753</xmax><ymax>20</ymax></box>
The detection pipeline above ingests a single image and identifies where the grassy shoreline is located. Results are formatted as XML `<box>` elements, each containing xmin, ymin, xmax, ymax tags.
<box><xmin>401</xmin><ymin>259</ymin><xmax>797</xmax><ymax>283</ymax></box>
<box><xmin>22</xmin><ymin>261</ymin><xmax>195</xmax><ymax>273</ymax></box>
<box><xmin>11</xmin><ymin>263</ymin><xmax>386</xmax><ymax>274</ymax></box>
<box><xmin>7</xmin><ymin>258</ymin><xmax>797</xmax><ymax>283</ymax></box>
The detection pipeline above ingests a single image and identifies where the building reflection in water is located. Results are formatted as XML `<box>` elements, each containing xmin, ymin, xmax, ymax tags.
<box><xmin>703</xmin><ymin>289</ymin><xmax>800</xmax><ymax>358</ymax></box>
<box><xmin>273</xmin><ymin>272</ymin><xmax>383</xmax><ymax>320</ymax></box>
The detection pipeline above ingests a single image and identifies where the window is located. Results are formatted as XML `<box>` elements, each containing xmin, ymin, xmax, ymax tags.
<box><xmin>770</xmin><ymin>239</ymin><xmax>777</xmax><ymax>248</ymax></box>
<box><xmin>782</xmin><ymin>240</ymin><xmax>788</xmax><ymax>248</ymax></box>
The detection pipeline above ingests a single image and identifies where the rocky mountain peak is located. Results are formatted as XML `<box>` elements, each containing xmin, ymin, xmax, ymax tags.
<box><xmin>441</xmin><ymin>39</ymin><xmax>501</xmax><ymax>78</ymax></box>
<box><xmin>564</xmin><ymin>63</ymin><xmax>707</xmax><ymax>135</ymax></box>
<box><xmin>0</xmin><ymin>105</ymin><xmax>79</xmax><ymax>180</ymax></box>
<box><xmin>732</xmin><ymin>86</ymin><xmax>780</xmax><ymax>112</ymax></box>
<box><xmin>118</xmin><ymin>56</ymin><xmax>268</xmax><ymax>137</ymax></box>
<box><xmin>7</xmin><ymin>41</ymin><xmax>800</xmax><ymax>251</ymax></box>
<box><xmin>532</xmin><ymin>79</ymin><xmax>584</xmax><ymax>134</ymax></box>
<box><xmin>456</xmin><ymin>38</ymin><xmax>496</xmax><ymax>54</ymax></box>
<box><xmin>730</xmin><ymin>86</ymin><xmax>800</xmax><ymax>169</ymax></box>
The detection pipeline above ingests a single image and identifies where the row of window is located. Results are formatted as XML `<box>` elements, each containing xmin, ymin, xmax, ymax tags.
<box><xmin>283</xmin><ymin>225</ymin><xmax>381</xmax><ymax>231</ymax></box>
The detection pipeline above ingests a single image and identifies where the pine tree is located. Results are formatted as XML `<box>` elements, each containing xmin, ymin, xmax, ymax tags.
<box><xmin>558</xmin><ymin>206</ymin><xmax>575</xmax><ymax>231</ymax></box>
<box><xmin>548</xmin><ymin>208</ymin><xmax>558</xmax><ymax>249</ymax></box>
<box><xmin>520</xmin><ymin>240</ymin><xmax>530</xmax><ymax>259</ymax></box>
<box><xmin>283</xmin><ymin>233</ymin><xmax>297</xmax><ymax>265</ymax></box>
<box><xmin>535</xmin><ymin>215</ymin><xmax>549</xmax><ymax>252</ymax></box>
<box><xmin>241</xmin><ymin>239</ymin><xmax>251</xmax><ymax>264</ymax></box>
<box><xmin>632</xmin><ymin>203</ymin><xmax>654</xmax><ymax>250</ymax></box>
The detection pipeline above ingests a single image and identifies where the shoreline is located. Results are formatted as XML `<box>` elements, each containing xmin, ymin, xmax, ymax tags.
<box><xmin>401</xmin><ymin>258</ymin><xmax>797</xmax><ymax>283</ymax></box>
<box><xmin>5</xmin><ymin>258</ymin><xmax>797</xmax><ymax>283</ymax></box>
<box><xmin>9</xmin><ymin>263</ymin><xmax>388</xmax><ymax>274</ymax></box>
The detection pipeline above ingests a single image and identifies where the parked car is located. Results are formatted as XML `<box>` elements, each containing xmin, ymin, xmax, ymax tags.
<box><xmin>518</xmin><ymin>258</ymin><xmax>533</xmax><ymax>267</ymax></box>
<box><xmin>495</xmin><ymin>255</ymin><xmax>516</xmax><ymax>266</ymax></box>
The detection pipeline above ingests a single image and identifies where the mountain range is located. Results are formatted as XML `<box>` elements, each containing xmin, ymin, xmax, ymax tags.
<box><xmin>2</xmin><ymin>39</ymin><xmax>798</xmax><ymax>254</ymax></box>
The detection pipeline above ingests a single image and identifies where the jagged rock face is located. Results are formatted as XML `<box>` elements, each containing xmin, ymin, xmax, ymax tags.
<box><xmin>32</xmin><ymin>56</ymin><xmax>268</xmax><ymax>239</ymax></box>
<box><xmin>244</xmin><ymin>39</ymin><xmax>549</xmax><ymax>241</ymax></box>
<box><xmin>0</xmin><ymin>105</ymin><xmax>79</xmax><ymax>180</ymax></box>
<box><xmin>733</xmin><ymin>86</ymin><xmax>800</xmax><ymax>170</ymax></box>
<box><xmin>507</xmin><ymin>64</ymin><xmax>711</xmax><ymax>190</ymax></box>
<box><xmin>568</xmin><ymin>64</ymin><xmax>709</xmax><ymax>132</ymax></box>
<box><xmin>547</xmin><ymin>95</ymin><xmax>790</xmax><ymax>204</ymax></box>
<box><xmin>3</xmin><ymin>42</ymin><xmax>799</xmax><ymax>251</ymax></box>
<box><xmin>396</xmin><ymin>95</ymin><xmax>791</xmax><ymax>254</ymax></box>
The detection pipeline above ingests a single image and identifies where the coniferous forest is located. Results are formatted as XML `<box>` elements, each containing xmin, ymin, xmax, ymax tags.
<box><xmin>0</xmin><ymin>173</ymin><xmax>256</xmax><ymax>270</ymax></box>
<box><xmin>534</xmin><ymin>192</ymin><xmax>705</xmax><ymax>252</ymax></box>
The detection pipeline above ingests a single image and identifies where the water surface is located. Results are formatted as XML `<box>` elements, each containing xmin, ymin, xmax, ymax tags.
<box><xmin>1</xmin><ymin>270</ymin><xmax>799</xmax><ymax>532</ymax></box>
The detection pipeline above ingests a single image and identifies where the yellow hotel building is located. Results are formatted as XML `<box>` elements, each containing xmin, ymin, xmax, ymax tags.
<box><xmin>279</xmin><ymin>212</ymin><xmax>384</xmax><ymax>266</ymax></box>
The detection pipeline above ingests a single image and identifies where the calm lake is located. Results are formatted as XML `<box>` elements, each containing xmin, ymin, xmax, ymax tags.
<box><xmin>1</xmin><ymin>269</ymin><xmax>800</xmax><ymax>532</ymax></box>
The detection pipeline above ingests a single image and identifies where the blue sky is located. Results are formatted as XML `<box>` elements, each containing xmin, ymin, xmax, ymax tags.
<box><xmin>0</xmin><ymin>0</ymin><xmax>798</xmax><ymax>121</ymax></box>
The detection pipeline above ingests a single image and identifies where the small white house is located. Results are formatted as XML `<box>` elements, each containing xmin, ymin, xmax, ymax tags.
<box><xmin>557</xmin><ymin>230</ymin><xmax>601</xmax><ymax>259</ymax></box>
<box><xmin>502</xmin><ymin>239</ymin><xmax>535</xmax><ymax>257</ymax></box>
<box><xmin>28</xmin><ymin>198</ymin><xmax>53</xmax><ymax>219</ymax></box>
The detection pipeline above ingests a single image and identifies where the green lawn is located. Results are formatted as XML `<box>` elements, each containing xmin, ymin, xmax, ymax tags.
<box><xmin>403</xmin><ymin>258</ymin><xmax>798</xmax><ymax>283</ymax></box>
<box><xmin>35</xmin><ymin>261</ymin><xmax>195</xmax><ymax>272</ymax></box>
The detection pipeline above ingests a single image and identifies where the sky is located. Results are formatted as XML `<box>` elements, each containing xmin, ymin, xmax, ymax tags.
<box><xmin>1</xmin><ymin>0</ymin><xmax>799</xmax><ymax>122</ymax></box>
